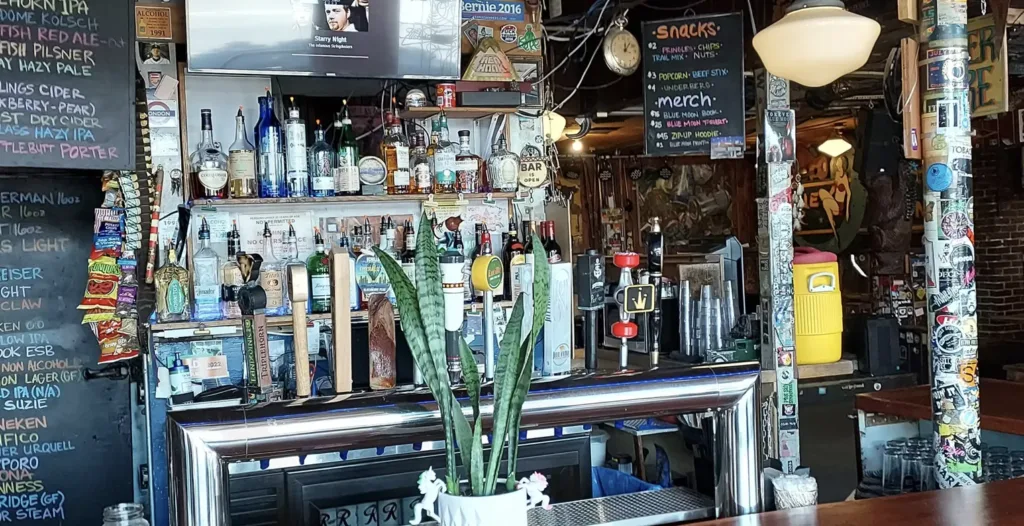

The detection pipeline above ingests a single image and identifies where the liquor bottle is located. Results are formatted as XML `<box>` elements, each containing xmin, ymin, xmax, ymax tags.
<box><xmin>544</xmin><ymin>221</ymin><xmax>562</xmax><ymax>263</ymax></box>
<box><xmin>228</xmin><ymin>107</ymin><xmax>258</xmax><ymax>198</ymax></box>
<box><xmin>475</xmin><ymin>227</ymin><xmax>503</xmax><ymax>299</ymax></box>
<box><xmin>281</xmin><ymin>221</ymin><xmax>300</xmax><ymax>315</ymax></box>
<box><xmin>257</xmin><ymin>90</ymin><xmax>287</xmax><ymax>198</ymax></box>
<box><xmin>284</xmin><ymin>97</ymin><xmax>310</xmax><ymax>197</ymax></box>
<box><xmin>336</xmin><ymin>235</ymin><xmax>360</xmax><ymax>311</ymax></box>
<box><xmin>309</xmin><ymin>120</ymin><xmax>335</xmax><ymax>197</ymax></box>
<box><xmin>502</xmin><ymin>221</ymin><xmax>525</xmax><ymax>301</ymax></box>
<box><xmin>455</xmin><ymin>130</ymin><xmax>485</xmax><ymax>193</ymax></box>
<box><xmin>155</xmin><ymin>244</ymin><xmax>190</xmax><ymax>323</ymax></box>
<box><xmin>259</xmin><ymin>222</ymin><xmax>288</xmax><ymax>316</ymax></box>
<box><xmin>426</xmin><ymin>119</ymin><xmax>440</xmax><ymax>177</ymax></box>
<box><xmin>364</xmin><ymin>217</ymin><xmax>374</xmax><ymax>250</ymax></box>
<box><xmin>253</xmin><ymin>95</ymin><xmax>265</xmax><ymax>152</ymax></box>
<box><xmin>411</xmin><ymin>132</ymin><xmax>432</xmax><ymax>194</ymax></box>
<box><xmin>386</xmin><ymin>216</ymin><xmax>399</xmax><ymax>259</ymax></box>
<box><xmin>192</xmin><ymin>218</ymin><xmax>222</xmax><ymax>321</ymax></box>
<box><xmin>221</xmin><ymin>221</ymin><xmax>243</xmax><ymax>319</ymax></box>
<box><xmin>433</xmin><ymin>112</ymin><xmax>457</xmax><ymax>194</ymax></box>
<box><xmin>522</xmin><ymin>220</ymin><xmax>536</xmax><ymax>255</ymax></box>
<box><xmin>401</xmin><ymin>221</ymin><xmax>416</xmax><ymax>282</ymax></box>
<box><xmin>351</xmin><ymin>226</ymin><xmax>363</xmax><ymax>254</ymax></box>
<box><xmin>453</xmin><ymin>230</ymin><xmax>472</xmax><ymax>303</ymax></box>
<box><xmin>189</xmin><ymin>109</ymin><xmax>229</xmax><ymax>200</ymax></box>
<box><xmin>334</xmin><ymin>101</ymin><xmax>361</xmax><ymax>195</ymax></box>
<box><xmin>487</xmin><ymin>137</ymin><xmax>519</xmax><ymax>192</ymax></box>
<box><xmin>308</xmin><ymin>228</ymin><xmax>331</xmax><ymax>314</ymax></box>
<box><xmin>382</xmin><ymin>112</ymin><xmax>411</xmax><ymax>194</ymax></box>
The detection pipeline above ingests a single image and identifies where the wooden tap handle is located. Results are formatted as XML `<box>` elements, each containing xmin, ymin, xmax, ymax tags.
<box><xmin>331</xmin><ymin>252</ymin><xmax>353</xmax><ymax>394</ymax></box>
<box><xmin>287</xmin><ymin>264</ymin><xmax>311</xmax><ymax>398</ymax></box>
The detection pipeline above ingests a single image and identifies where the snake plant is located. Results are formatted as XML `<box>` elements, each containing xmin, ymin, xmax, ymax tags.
<box><xmin>376</xmin><ymin>212</ymin><xmax>550</xmax><ymax>496</ymax></box>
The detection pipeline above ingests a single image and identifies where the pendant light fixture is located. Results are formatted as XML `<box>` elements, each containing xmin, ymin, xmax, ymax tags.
<box><xmin>752</xmin><ymin>0</ymin><xmax>880</xmax><ymax>87</ymax></box>
<box><xmin>817</xmin><ymin>124</ymin><xmax>852</xmax><ymax>157</ymax></box>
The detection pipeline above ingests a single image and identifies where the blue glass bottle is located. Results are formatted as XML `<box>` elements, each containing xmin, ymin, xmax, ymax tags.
<box><xmin>257</xmin><ymin>93</ymin><xmax>287</xmax><ymax>198</ymax></box>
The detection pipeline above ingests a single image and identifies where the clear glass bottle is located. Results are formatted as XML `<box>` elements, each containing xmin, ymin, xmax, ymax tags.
<box><xmin>192</xmin><ymin>218</ymin><xmax>222</xmax><ymax>321</ymax></box>
<box><xmin>307</xmin><ymin>228</ymin><xmax>331</xmax><ymax>314</ymax></box>
<box><xmin>102</xmin><ymin>503</ymin><xmax>149</xmax><ymax>526</ymax></box>
<box><xmin>334</xmin><ymin>102</ymin><xmax>361</xmax><ymax>195</ymax></box>
<box><xmin>259</xmin><ymin>222</ymin><xmax>288</xmax><ymax>316</ymax></box>
<box><xmin>221</xmin><ymin>220</ymin><xmax>243</xmax><ymax>319</ymax></box>
<box><xmin>281</xmin><ymin>221</ymin><xmax>300</xmax><ymax>315</ymax></box>
<box><xmin>190</xmin><ymin>109</ymin><xmax>229</xmax><ymax>200</ymax></box>
<box><xmin>257</xmin><ymin>91</ymin><xmax>287</xmax><ymax>198</ymax></box>
<box><xmin>155</xmin><ymin>244</ymin><xmax>190</xmax><ymax>323</ymax></box>
<box><xmin>433</xmin><ymin>112</ymin><xmax>457</xmax><ymax>193</ymax></box>
<box><xmin>284</xmin><ymin>96</ymin><xmax>309</xmax><ymax>197</ymax></box>
<box><xmin>487</xmin><ymin>137</ymin><xmax>519</xmax><ymax>192</ymax></box>
<box><xmin>228</xmin><ymin>106</ymin><xmax>257</xmax><ymax>198</ymax></box>
<box><xmin>309</xmin><ymin>120</ymin><xmax>335</xmax><ymax>197</ymax></box>
<box><xmin>411</xmin><ymin>132</ymin><xmax>431</xmax><ymax>194</ymax></box>
<box><xmin>382</xmin><ymin>112</ymin><xmax>411</xmax><ymax>194</ymax></box>
<box><xmin>455</xmin><ymin>130</ymin><xmax>484</xmax><ymax>193</ymax></box>
<box><xmin>426</xmin><ymin>119</ymin><xmax>440</xmax><ymax>178</ymax></box>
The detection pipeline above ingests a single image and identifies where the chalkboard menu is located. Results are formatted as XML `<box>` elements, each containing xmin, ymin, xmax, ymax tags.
<box><xmin>642</xmin><ymin>13</ymin><xmax>745</xmax><ymax>157</ymax></box>
<box><xmin>0</xmin><ymin>175</ymin><xmax>132</xmax><ymax>523</ymax></box>
<box><xmin>0</xmin><ymin>0</ymin><xmax>134</xmax><ymax>170</ymax></box>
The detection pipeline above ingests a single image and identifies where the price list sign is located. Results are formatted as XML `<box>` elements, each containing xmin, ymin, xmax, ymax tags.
<box><xmin>0</xmin><ymin>0</ymin><xmax>133</xmax><ymax>170</ymax></box>
<box><xmin>642</xmin><ymin>13</ymin><xmax>745</xmax><ymax>157</ymax></box>
<box><xmin>0</xmin><ymin>176</ymin><xmax>131</xmax><ymax>524</ymax></box>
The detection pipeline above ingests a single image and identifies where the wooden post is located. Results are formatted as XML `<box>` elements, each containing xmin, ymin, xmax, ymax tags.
<box><xmin>331</xmin><ymin>252</ymin><xmax>353</xmax><ymax>393</ymax></box>
<box><xmin>287</xmin><ymin>264</ymin><xmax>311</xmax><ymax>398</ymax></box>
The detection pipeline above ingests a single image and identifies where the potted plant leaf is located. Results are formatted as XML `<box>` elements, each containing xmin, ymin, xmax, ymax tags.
<box><xmin>375</xmin><ymin>212</ymin><xmax>550</xmax><ymax>526</ymax></box>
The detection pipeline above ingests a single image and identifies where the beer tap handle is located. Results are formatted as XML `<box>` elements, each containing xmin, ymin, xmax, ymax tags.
<box><xmin>612</xmin><ymin>252</ymin><xmax>640</xmax><ymax>370</ymax></box>
<box><xmin>647</xmin><ymin>217</ymin><xmax>664</xmax><ymax>368</ymax></box>
<box><xmin>288</xmin><ymin>264</ymin><xmax>311</xmax><ymax>398</ymax></box>
<box><xmin>330</xmin><ymin>252</ymin><xmax>353</xmax><ymax>394</ymax></box>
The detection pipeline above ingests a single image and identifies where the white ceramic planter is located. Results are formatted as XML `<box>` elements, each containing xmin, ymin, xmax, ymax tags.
<box><xmin>436</xmin><ymin>488</ymin><xmax>528</xmax><ymax>526</ymax></box>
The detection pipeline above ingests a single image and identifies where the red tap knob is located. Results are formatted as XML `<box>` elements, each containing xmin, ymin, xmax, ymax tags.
<box><xmin>613</xmin><ymin>252</ymin><xmax>640</xmax><ymax>270</ymax></box>
<box><xmin>611</xmin><ymin>320</ymin><xmax>638</xmax><ymax>339</ymax></box>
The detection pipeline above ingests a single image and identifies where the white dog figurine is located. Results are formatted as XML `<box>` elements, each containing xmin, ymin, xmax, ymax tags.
<box><xmin>517</xmin><ymin>472</ymin><xmax>552</xmax><ymax>511</ymax></box>
<box><xmin>409</xmin><ymin>467</ymin><xmax>447</xmax><ymax>525</ymax></box>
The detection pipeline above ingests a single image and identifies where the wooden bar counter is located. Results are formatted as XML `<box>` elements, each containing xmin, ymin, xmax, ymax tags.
<box><xmin>856</xmin><ymin>379</ymin><xmax>1024</xmax><ymax>435</ymax></box>
<box><xmin>699</xmin><ymin>478</ymin><xmax>1024</xmax><ymax>525</ymax></box>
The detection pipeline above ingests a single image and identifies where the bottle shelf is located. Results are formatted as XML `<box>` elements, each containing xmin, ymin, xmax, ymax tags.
<box><xmin>191</xmin><ymin>192</ymin><xmax>516</xmax><ymax>207</ymax></box>
<box><xmin>149</xmin><ymin>300</ymin><xmax>515</xmax><ymax>335</ymax></box>
<box><xmin>399</xmin><ymin>106</ymin><xmax>520</xmax><ymax>120</ymax></box>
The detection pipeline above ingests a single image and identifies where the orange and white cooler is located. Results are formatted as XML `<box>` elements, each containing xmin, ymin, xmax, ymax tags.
<box><xmin>793</xmin><ymin>247</ymin><xmax>843</xmax><ymax>365</ymax></box>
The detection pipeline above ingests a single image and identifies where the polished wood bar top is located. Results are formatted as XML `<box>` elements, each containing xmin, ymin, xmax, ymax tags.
<box><xmin>855</xmin><ymin>379</ymin><xmax>1024</xmax><ymax>435</ymax></box>
<box><xmin>701</xmin><ymin>479</ymin><xmax>1024</xmax><ymax>525</ymax></box>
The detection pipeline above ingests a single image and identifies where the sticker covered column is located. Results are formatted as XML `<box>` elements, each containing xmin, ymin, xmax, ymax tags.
<box><xmin>919</xmin><ymin>0</ymin><xmax>980</xmax><ymax>487</ymax></box>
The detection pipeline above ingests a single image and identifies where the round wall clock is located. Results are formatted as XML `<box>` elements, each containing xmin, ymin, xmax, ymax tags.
<box><xmin>603</xmin><ymin>16</ymin><xmax>640</xmax><ymax>77</ymax></box>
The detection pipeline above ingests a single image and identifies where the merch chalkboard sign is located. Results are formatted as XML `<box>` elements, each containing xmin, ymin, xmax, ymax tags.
<box><xmin>0</xmin><ymin>175</ymin><xmax>132</xmax><ymax>523</ymax></box>
<box><xmin>642</xmin><ymin>13</ymin><xmax>745</xmax><ymax>157</ymax></box>
<box><xmin>0</xmin><ymin>0</ymin><xmax>134</xmax><ymax>170</ymax></box>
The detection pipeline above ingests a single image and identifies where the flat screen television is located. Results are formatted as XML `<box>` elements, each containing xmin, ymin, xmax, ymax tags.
<box><xmin>186</xmin><ymin>0</ymin><xmax>461</xmax><ymax>79</ymax></box>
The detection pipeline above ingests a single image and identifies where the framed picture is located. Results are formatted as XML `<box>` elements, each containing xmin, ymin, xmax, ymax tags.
<box><xmin>511</xmin><ymin>57</ymin><xmax>544</xmax><ymax>107</ymax></box>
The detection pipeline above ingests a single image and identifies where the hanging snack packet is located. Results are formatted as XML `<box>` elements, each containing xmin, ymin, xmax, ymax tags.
<box><xmin>79</xmin><ymin>256</ymin><xmax>121</xmax><ymax>310</ymax></box>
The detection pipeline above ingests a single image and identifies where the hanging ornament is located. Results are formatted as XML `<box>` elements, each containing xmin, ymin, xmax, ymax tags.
<box><xmin>658</xmin><ymin>160</ymin><xmax>674</xmax><ymax>180</ymax></box>
<box><xmin>628</xmin><ymin>156</ymin><xmax>643</xmax><ymax>180</ymax></box>
<box><xmin>598</xmin><ymin>156</ymin><xmax>613</xmax><ymax>181</ymax></box>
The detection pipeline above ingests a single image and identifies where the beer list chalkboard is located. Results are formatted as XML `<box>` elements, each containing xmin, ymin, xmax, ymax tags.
<box><xmin>0</xmin><ymin>175</ymin><xmax>132</xmax><ymax>523</ymax></box>
<box><xmin>642</xmin><ymin>13</ymin><xmax>745</xmax><ymax>157</ymax></box>
<box><xmin>0</xmin><ymin>0</ymin><xmax>134</xmax><ymax>169</ymax></box>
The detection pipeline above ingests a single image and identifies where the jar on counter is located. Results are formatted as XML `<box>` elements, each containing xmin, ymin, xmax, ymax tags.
<box><xmin>102</xmin><ymin>504</ymin><xmax>149</xmax><ymax>526</ymax></box>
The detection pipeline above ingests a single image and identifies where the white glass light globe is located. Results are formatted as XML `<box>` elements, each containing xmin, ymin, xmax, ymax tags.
<box><xmin>752</xmin><ymin>4</ymin><xmax>880</xmax><ymax>87</ymax></box>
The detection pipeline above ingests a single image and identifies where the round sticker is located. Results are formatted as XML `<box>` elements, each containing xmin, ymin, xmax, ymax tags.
<box><xmin>658</xmin><ymin>165</ymin><xmax>673</xmax><ymax>179</ymax></box>
<box><xmin>927</xmin><ymin>163</ymin><xmax>953</xmax><ymax>192</ymax></box>
<box><xmin>628</xmin><ymin>166</ymin><xmax>642</xmax><ymax>180</ymax></box>
<box><xmin>940</xmin><ymin>211</ymin><xmax>970</xmax><ymax>239</ymax></box>
<box><xmin>935</xmin><ymin>323</ymin><xmax>963</xmax><ymax>354</ymax></box>
<box><xmin>949</xmin><ymin>243</ymin><xmax>974</xmax><ymax>275</ymax></box>
<box><xmin>500</xmin><ymin>24</ymin><xmax>518</xmax><ymax>43</ymax></box>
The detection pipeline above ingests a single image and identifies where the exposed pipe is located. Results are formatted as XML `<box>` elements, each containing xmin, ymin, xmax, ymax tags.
<box><xmin>168</xmin><ymin>362</ymin><xmax>763</xmax><ymax>525</ymax></box>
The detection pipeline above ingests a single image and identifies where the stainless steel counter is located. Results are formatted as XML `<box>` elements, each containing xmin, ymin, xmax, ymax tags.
<box><xmin>168</xmin><ymin>361</ymin><xmax>762</xmax><ymax>526</ymax></box>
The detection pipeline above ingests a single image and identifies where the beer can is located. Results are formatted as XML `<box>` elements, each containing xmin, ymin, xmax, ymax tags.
<box><xmin>437</xmin><ymin>83</ymin><xmax>457</xmax><ymax>108</ymax></box>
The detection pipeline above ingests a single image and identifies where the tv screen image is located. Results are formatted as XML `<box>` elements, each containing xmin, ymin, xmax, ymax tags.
<box><xmin>186</xmin><ymin>0</ymin><xmax>461</xmax><ymax>79</ymax></box>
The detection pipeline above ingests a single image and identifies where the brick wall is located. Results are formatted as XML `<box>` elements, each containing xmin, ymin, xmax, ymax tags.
<box><xmin>973</xmin><ymin>142</ymin><xmax>1024</xmax><ymax>341</ymax></box>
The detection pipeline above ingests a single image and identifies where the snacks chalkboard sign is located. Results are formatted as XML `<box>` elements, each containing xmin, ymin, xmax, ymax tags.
<box><xmin>642</xmin><ymin>13</ymin><xmax>745</xmax><ymax>157</ymax></box>
<box><xmin>0</xmin><ymin>0</ymin><xmax>134</xmax><ymax>170</ymax></box>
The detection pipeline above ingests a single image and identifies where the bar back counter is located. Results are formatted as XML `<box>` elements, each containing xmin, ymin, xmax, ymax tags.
<box><xmin>167</xmin><ymin>362</ymin><xmax>762</xmax><ymax>525</ymax></box>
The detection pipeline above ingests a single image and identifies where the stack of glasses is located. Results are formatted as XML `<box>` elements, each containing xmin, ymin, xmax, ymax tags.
<box><xmin>680</xmin><ymin>280</ymin><xmax>737</xmax><ymax>362</ymax></box>
<box><xmin>981</xmin><ymin>445</ymin><xmax>1024</xmax><ymax>481</ymax></box>
<box><xmin>882</xmin><ymin>437</ymin><xmax>938</xmax><ymax>495</ymax></box>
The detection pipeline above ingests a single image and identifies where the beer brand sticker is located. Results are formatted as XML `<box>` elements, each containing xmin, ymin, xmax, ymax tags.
<box><xmin>925</xmin><ymin>48</ymin><xmax>969</xmax><ymax>90</ymax></box>
<box><xmin>940</xmin><ymin>211</ymin><xmax>971</xmax><ymax>240</ymax></box>
<box><xmin>500</xmin><ymin>24</ymin><xmax>518</xmax><ymax>43</ymax></box>
<box><xmin>935</xmin><ymin>323</ymin><xmax>963</xmax><ymax>354</ymax></box>
<box><xmin>927</xmin><ymin>163</ymin><xmax>953</xmax><ymax>191</ymax></box>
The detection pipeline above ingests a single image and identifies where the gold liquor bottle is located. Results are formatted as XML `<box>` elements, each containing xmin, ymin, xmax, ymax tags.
<box><xmin>155</xmin><ymin>244</ymin><xmax>191</xmax><ymax>323</ymax></box>
<box><xmin>382</xmin><ymin>112</ymin><xmax>411</xmax><ymax>194</ymax></box>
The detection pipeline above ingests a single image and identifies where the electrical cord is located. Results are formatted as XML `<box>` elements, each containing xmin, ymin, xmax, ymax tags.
<box><xmin>535</xmin><ymin>0</ymin><xmax>613</xmax><ymax>85</ymax></box>
<box><xmin>553</xmin><ymin>39</ymin><xmax>605</xmax><ymax>111</ymax></box>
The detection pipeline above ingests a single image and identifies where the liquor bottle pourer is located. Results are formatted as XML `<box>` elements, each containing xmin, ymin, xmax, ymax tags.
<box><xmin>647</xmin><ymin>217</ymin><xmax>664</xmax><ymax>368</ymax></box>
<box><xmin>237</xmin><ymin>253</ymin><xmax>273</xmax><ymax>402</ymax></box>
<box><xmin>612</xmin><ymin>252</ymin><xmax>640</xmax><ymax>370</ymax></box>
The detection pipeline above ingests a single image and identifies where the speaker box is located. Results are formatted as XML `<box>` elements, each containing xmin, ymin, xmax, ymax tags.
<box><xmin>854</xmin><ymin>108</ymin><xmax>901</xmax><ymax>178</ymax></box>
<box><xmin>847</xmin><ymin>315</ymin><xmax>903</xmax><ymax>376</ymax></box>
